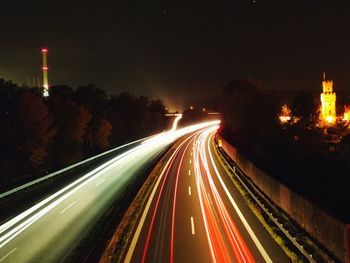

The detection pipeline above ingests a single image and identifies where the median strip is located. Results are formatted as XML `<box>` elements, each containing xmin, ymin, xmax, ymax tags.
<box><xmin>99</xmin><ymin>135</ymin><xmax>192</xmax><ymax>263</ymax></box>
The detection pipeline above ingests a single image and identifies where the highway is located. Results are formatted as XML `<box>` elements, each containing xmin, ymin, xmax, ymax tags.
<box><xmin>126</xmin><ymin>125</ymin><xmax>289</xmax><ymax>262</ymax></box>
<box><xmin>0</xmin><ymin>120</ymin><xmax>218</xmax><ymax>263</ymax></box>
<box><xmin>0</xmin><ymin>114</ymin><xmax>184</xmax><ymax>227</ymax></box>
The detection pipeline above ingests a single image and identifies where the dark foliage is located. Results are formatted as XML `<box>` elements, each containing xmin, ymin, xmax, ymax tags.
<box><xmin>0</xmin><ymin>80</ymin><xmax>168</xmax><ymax>187</ymax></box>
<box><xmin>220</xmin><ymin>78</ymin><xmax>350</xmax><ymax>221</ymax></box>
<box><xmin>290</xmin><ymin>90</ymin><xmax>320</xmax><ymax>129</ymax></box>
<box><xmin>180</xmin><ymin>108</ymin><xmax>208</xmax><ymax>127</ymax></box>
<box><xmin>220</xmin><ymin>78</ymin><xmax>282</xmax><ymax>168</ymax></box>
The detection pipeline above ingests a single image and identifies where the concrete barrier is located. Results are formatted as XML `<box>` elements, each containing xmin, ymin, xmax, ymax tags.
<box><xmin>218</xmin><ymin>134</ymin><xmax>350</xmax><ymax>263</ymax></box>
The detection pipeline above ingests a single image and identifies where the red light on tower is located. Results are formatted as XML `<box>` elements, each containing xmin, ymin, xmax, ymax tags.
<box><xmin>41</xmin><ymin>48</ymin><xmax>49</xmax><ymax>97</ymax></box>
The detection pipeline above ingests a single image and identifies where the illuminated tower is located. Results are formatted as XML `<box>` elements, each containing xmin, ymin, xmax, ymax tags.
<box><xmin>320</xmin><ymin>72</ymin><xmax>336</xmax><ymax>124</ymax></box>
<box><xmin>41</xmin><ymin>48</ymin><xmax>49</xmax><ymax>97</ymax></box>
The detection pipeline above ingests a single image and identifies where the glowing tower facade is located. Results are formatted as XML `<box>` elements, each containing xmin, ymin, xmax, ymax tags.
<box><xmin>41</xmin><ymin>48</ymin><xmax>49</xmax><ymax>97</ymax></box>
<box><xmin>320</xmin><ymin>73</ymin><xmax>336</xmax><ymax>124</ymax></box>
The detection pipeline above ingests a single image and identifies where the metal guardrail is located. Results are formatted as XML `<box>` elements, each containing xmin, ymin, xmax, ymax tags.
<box><xmin>0</xmin><ymin>114</ymin><xmax>183</xmax><ymax>201</ymax></box>
<box><xmin>214</xmin><ymin>139</ymin><xmax>316</xmax><ymax>262</ymax></box>
<box><xmin>0</xmin><ymin>136</ymin><xmax>153</xmax><ymax>200</ymax></box>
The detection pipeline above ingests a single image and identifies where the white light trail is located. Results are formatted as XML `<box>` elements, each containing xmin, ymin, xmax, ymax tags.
<box><xmin>207</xmin><ymin>132</ymin><xmax>272</xmax><ymax>263</ymax></box>
<box><xmin>171</xmin><ymin>114</ymin><xmax>183</xmax><ymax>131</ymax></box>
<box><xmin>0</xmin><ymin>120</ymin><xmax>220</xmax><ymax>261</ymax></box>
<box><xmin>193</xmin><ymin>126</ymin><xmax>255</xmax><ymax>262</ymax></box>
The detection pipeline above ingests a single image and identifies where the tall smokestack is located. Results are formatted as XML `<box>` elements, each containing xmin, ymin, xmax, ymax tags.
<box><xmin>41</xmin><ymin>48</ymin><xmax>49</xmax><ymax>97</ymax></box>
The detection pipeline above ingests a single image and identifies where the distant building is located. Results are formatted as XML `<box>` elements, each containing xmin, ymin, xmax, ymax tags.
<box><xmin>320</xmin><ymin>73</ymin><xmax>336</xmax><ymax>124</ymax></box>
<box><xmin>279</xmin><ymin>104</ymin><xmax>291</xmax><ymax>123</ymax></box>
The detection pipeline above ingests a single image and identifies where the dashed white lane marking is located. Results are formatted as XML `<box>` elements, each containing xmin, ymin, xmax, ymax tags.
<box><xmin>0</xmin><ymin>247</ymin><xmax>17</xmax><ymax>262</ymax></box>
<box><xmin>96</xmin><ymin>179</ymin><xmax>105</xmax><ymax>187</ymax></box>
<box><xmin>59</xmin><ymin>201</ymin><xmax>77</xmax><ymax>214</ymax></box>
<box><xmin>188</xmin><ymin>186</ymin><xmax>192</xmax><ymax>196</ymax></box>
<box><xmin>190</xmin><ymin>217</ymin><xmax>195</xmax><ymax>235</ymax></box>
<box><xmin>188</xmin><ymin>170</ymin><xmax>191</xmax><ymax>176</ymax></box>
<box><xmin>189</xmin><ymin>159</ymin><xmax>192</xmax><ymax>164</ymax></box>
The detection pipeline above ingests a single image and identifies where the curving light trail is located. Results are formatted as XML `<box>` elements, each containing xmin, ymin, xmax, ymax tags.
<box><xmin>170</xmin><ymin>114</ymin><xmax>183</xmax><ymax>131</ymax></box>
<box><xmin>206</xmin><ymin>132</ymin><xmax>272</xmax><ymax>263</ymax></box>
<box><xmin>140</xmin><ymin>133</ymin><xmax>198</xmax><ymax>263</ymax></box>
<box><xmin>0</xmin><ymin>120</ymin><xmax>219</xmax><ymax>262</ymax></box>
<box><xmin>132</xmin><ymin>124</ymin><xmax>260</xmax><ymax>263</ymax></box>
<box><xmin>193</xmin><ymin>126</ymin><xmax>254</xmax><ymax>263</ymax></box>
<box><xmin>121</xmin><ymin>122</ymin><xmax>278</xmax><ymax>263</ymax></box>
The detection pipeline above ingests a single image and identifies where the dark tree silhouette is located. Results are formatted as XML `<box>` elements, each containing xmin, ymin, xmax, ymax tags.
<box><xmin>18</xmin><ymin>91</ymin><xmax>56</xmax><ymax>169</ymax></box>
<box><xmin>221</xmin><ymin>79</ymin><xmax>280</xmax><ymax>148</ymax></box>
<box><xmin>291</xmin><ymin>91</ymin><xmax>320</xmax><ymax>129</ymax></box>
<box><xmin>180</xmin><ymin>108</ymin><xmax>208</xmax><ymax>126</ymax></box>
<box><xmin>147</xmin><ymin>99</ymin><xmax>167</xmax><ymax>132</ymax></box>
<box><xmin>48</xmin><ymin>94</ymin><xmax>92</xmax><ymax>167</ymax></box>
<box><xmin>0</xmin><ymin>80</ymin><xmax>25</xmax><ymax>181</ymax></box>
<box><xmin>0</xmin><ymin>80</ymin><xmax>168</xmax><ymax>187</ymax></box>
<box><xmin>74</xmin><ymin>84</ymin><xmax>108</xmax><ymax>117</ymax></box>
<box><xmin>76</xmin><ymin>105</ymin><xmax>92</xmax><ymax>143</ymax></box>
<box><xmin>93</xmin><ymin>118</ymin><xmax>112</xmax><ymax>151</ymax></box>
<box><xmin>219</xmin><ymin>79</ymin><xmax>350</xmax><ymax>221</ymax></box>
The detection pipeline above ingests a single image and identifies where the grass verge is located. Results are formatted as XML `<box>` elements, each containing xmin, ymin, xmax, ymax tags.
<box><xmin>212</xmin><ymin>137</ymin><xmax>339</xmax><ymax>263</ymax></box>
<box><xmin>99</xmin><ymin>137</ymin><xmax>187</xmax><ymax>263</ymax></box>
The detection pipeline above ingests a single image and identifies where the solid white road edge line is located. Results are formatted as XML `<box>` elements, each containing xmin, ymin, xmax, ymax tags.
<box><xmin>208</xmin><ymin>133</ymin><xmax>273</xmax><ymax>263</ymax></box>
<box><xmin>124</xmin><ymin>138</ymin><xmax>188</xmax><ymax>263</ymax></box>
<box><xmin>0</xmin><ymin>247</ymin><xmax>17</xmax><ymax>262</ymax></box>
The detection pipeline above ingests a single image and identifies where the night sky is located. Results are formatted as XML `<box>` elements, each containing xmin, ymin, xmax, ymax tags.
<box><xmin>1</xmin><ymin>1</ymin><xmax>350</xmax><ymax>110</ymax></box>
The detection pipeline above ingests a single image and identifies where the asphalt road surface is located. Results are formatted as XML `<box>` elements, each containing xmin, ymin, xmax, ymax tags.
<box><xmin>126</xmin><ymin>125</ymin><xmax>289</xmax><ymax>263</ymax></box>
<box><xmin>0</xmin><ymin>121</ymin><xmax>218</xmax><ymax>263</ymax></box>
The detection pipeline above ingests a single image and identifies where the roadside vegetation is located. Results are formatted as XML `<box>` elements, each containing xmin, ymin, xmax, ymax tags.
<box><xmin>219</xmin><ymin>78</ymin><xmax>350</xmax><ymax>222</ymax></box>
<box><xmin>213</xmin><ymin>138</ymin><xmax>339</xmax><ymax>263</ymax></box>
<box><xmin>0</xmin><ymin>79</ymin><xmax>168</xmax><ymax>188</ymax></box>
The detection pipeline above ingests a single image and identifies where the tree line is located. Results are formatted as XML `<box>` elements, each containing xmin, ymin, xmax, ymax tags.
<box><xmin>0</xmin><ymin>79</ymin><xmax>168</xmax><ymax>187</ymax></box>
<box><xmin>220</xmin><ymin>78</ymin><xmax>350</xmax><ymax>221</ymax></box>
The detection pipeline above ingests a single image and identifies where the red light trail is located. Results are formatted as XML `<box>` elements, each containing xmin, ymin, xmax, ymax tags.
<box><xmin>140</xmin><ymin>125</ymin><xmax>255</xmax><ymax>262</ymax></box>
<box><xmin>141</xmin><ymin>133</ymin><xmax>199</xmax><ymax>263</ymax></box>
<box><xmin>193</xmin><ymin>127</ymin><xmax>255</xmax><ymax>263</ymax></box>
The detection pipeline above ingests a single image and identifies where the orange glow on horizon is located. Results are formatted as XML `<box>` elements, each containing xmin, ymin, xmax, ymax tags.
<box><xmin>279</xmin><ymin>104</ymin><xmax>291</xmax><ymax>124</ymax></box>
<box><xmin>342</xmin><ymin>106</ymin><xmax>350</xmax><ymax>122</ymax></box>
<box><xmin>326</xmin><ymin>116</ymin><xmax>334</xmax><ymax>124</ymax></box>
